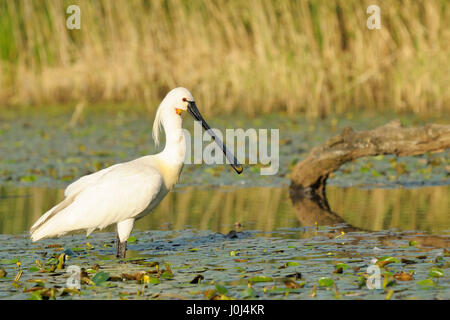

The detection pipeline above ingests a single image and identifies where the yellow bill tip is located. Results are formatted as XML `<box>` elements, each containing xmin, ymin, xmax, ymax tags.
<box><xmin>234</xmin><ymin>165</ymin><xmax>243</xmax><ymax>174</ymax></box>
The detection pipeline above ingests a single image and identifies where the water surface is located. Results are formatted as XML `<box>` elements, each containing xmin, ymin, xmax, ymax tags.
<box><xmin>0</xmin><ymin>107</ymin><xmax>448</xmax><ymax>300</ymax></box>
<box><xmin>1</xmin><ymin>185</ymin><xmax>449</xmax><ymax>236</ymax></box>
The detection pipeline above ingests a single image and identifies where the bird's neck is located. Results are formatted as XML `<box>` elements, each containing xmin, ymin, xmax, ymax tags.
<box><xmin>160</xmin><ymin>122</ymin><xmax>186</xmax><ymax>164</ymax></box>
<box><xmin>155</xmin><ymin>122</ymin><xmax>185</xmax><ymax>190</ymax></box>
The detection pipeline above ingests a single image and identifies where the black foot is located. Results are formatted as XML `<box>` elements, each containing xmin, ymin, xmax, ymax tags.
<box><xmin>116</xmin><ymin>234</ymin><xmax>127</xmax><ymax>259</ymax></box>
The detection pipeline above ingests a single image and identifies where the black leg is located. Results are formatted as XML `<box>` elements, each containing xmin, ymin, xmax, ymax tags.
<box><xmin>116</xmin><ymin>234</ymin><xmax>127</xmax><ymax>259</ymax></box>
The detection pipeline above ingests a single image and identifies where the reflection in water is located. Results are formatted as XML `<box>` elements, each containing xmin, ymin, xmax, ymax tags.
<box><xmin>0</xmin><ymin>185</ymin><xmax>448</xmax><ymax>236</ymax></box>
<box><xmin>328</xmin><ymin>186</ymin><xmax>449</xmax><ymax>233</ymax></box>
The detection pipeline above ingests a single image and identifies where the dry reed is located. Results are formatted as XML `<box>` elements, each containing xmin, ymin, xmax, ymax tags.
<box><xmin>0</xmin><ymin>0</ymin><xmax>448</xmax><ymax>117</ymax></box>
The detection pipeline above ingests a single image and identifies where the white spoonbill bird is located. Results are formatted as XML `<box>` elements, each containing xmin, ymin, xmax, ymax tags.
<box><xmin>30</xmin><ymin>87</ymin><xmax>243</xmax><ymax>258</ymax></box>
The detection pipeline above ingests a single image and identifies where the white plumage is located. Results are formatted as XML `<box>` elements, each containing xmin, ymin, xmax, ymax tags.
<box><xmin>30</xmin><ymin>87</ymin><xmax>242</xmax><ymax>257</ymax></box>
<box><xmin>30</xmin><ymin>88</ymin><xmax>191</xmax><ymax>247</ymax></box>
<box><xmin>30</xmin><ymin>158</ymin><xmax>164</xmax><ymax>241</ymax></box>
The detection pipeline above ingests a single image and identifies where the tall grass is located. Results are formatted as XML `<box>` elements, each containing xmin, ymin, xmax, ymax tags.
<box><xmin>0</xmin><ymin>0</ymin><xmax>448</xmax><ymax>117</ymax></box>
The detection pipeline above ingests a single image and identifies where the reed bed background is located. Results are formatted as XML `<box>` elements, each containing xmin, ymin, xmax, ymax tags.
<box><xmin>0</xmin><ymin>0</ymin><xmax>448</xmax><ymax>117</ymax></box>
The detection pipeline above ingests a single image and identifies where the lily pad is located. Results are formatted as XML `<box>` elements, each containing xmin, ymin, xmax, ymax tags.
<box><xmin>318</xmin><ymin>277</ymin><xmax>334</xmax><ymax>287</ymax></box>
<box><xmin>92</xmin><ymin>272</ymin><xmax>110</xmax><ymax>285</ymax></box>
<box><xmin>428</xmin><ymin>268</ymin><xmax>444</xmax><ymax>278</ymax></box>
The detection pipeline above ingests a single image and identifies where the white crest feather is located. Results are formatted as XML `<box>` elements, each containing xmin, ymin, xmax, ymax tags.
<box><xmin>152</xmin><ymin>105</ymin><xmax>163</xmax><ymax>147</ymax></box>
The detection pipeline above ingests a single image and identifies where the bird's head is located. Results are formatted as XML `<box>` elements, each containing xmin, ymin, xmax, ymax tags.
<box><xmin>152</xmin><ymin>87</ymin><xmax>243</xmax><ymax>174</ymax></box>
<box><xmin>165</xmin><ymin>87</ymin><xmax>195</xmax><ymax>116</ymax></box>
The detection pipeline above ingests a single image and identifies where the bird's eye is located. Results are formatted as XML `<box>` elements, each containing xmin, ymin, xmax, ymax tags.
<box><xmin>182</xmin><ymin>97</ymin><xmax>187</xmax><ymax>102</ymax></box>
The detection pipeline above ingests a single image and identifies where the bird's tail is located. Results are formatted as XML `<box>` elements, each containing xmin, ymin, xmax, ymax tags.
<box><xmin>30</xmin><ymin>196</ymin><xmax>75</xmax><ymax>241</ymax></box>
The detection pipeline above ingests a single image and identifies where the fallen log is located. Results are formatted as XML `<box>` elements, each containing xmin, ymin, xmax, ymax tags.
<box><xmin>290</xmin><ymin>120</ymin><xmax>450</xmax><ymax>198</ymax></box>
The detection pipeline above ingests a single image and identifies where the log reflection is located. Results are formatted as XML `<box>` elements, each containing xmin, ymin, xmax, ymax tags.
<box><xmin>289</xmin><ymin>186</ymin><xmax>361</xmax><ymax>233</ymax></box>
<box><xmin>289</xmin><ymin>185</ymin><xmax>449</xmax><ymax>248</ymax></box>
<box><xmin>0</xmin><ymin>185</ymin><xmax>448</xmax><ymax>246</ymax></box>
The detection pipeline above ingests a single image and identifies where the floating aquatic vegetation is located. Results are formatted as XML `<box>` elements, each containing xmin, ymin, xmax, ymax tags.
<box><xmin>0</xmin><ymin>111</ymin><xmax>448</xmax><ymax>300</ymax></box>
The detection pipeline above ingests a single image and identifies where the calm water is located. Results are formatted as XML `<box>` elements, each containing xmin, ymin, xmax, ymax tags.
<box><xmin>1</xmin><ymin>185</ymin><xmax>449</xmax><ymax>237</ymax></box>
<box><xmin>0</xmin><ymin>107</ymin><xmax>448</xmax><ymax>299</ymax></box>
<box><xmin>0</xmin><ymin>184</ymin><xmax>448</xmax><ymax>300</ymax></box>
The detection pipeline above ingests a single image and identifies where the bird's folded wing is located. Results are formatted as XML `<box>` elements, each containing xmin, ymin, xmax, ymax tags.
<box><xmin>31</xmin><ymin>163</ymin><xmax>164</xmax><ymax>240</ymax></box>
<box><xmin>64</xmin><ymin>164</ymin><xmax>120</xmax><ymax>197</ymax></box>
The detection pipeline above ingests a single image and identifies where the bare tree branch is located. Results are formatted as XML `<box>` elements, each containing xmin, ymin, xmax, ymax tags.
<box><xmin>290</xmin><ymin>120</ymin><xmax>450</xmax><ymax>196</ymax></box>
